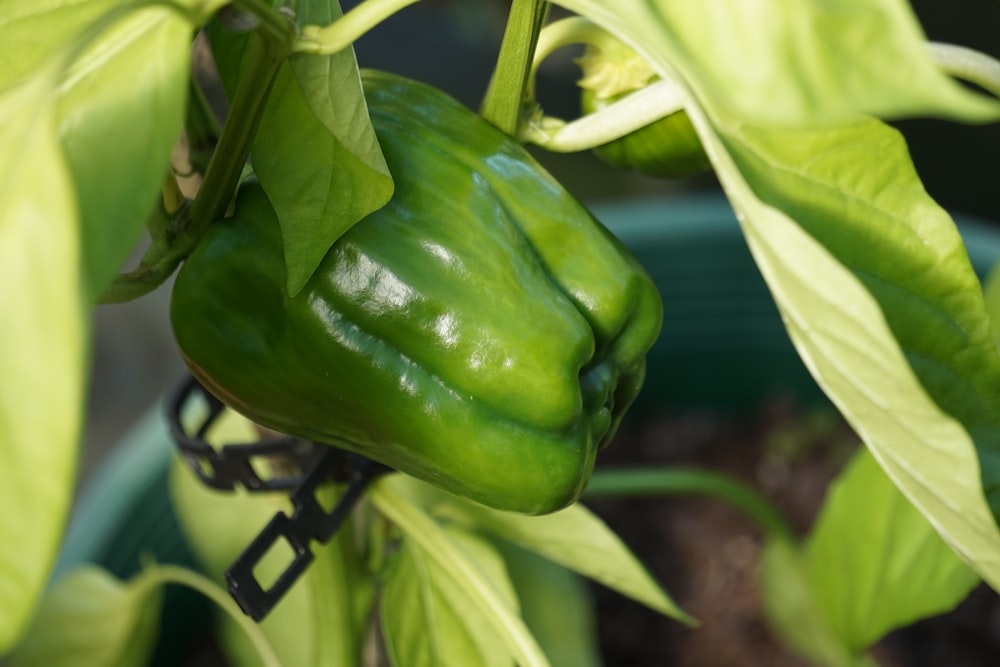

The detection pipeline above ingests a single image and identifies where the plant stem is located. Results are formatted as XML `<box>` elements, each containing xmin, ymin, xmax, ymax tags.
<box><xmin>480</xmin><ymin>0</ymin><xmax>549</xmax><ymax>135</ymax></box>
<box><xmin>585</xmin><ymin>467</ymin><xmax>796</xmax><ymax>543</ymax></box>
<box><xmin>527</xmin><ymin>16</ymin><xmax>604</xmax><ymax>99</ymax></box>
<box><xmin>295</xmin><ymin>0</ymin><xmax>422</xmax><ymax>55</ymax></box>
<box><xmin>185</xmin><ymin>75</ymin><xmax>222</xmax><ymax>176</ymax></box>
<box><xmin>138</xmin><ymin>565</ymin><xmax>284</xmax><ymax>667</ymax></box>
<box><xmin>233</xmin><ymin>0</ymin><xmax>298</xmax><ymax>44</ymax></box>
<box><xmin>520</xmin><ymin>77</ymin><xmax>685</xmax><ymax>151</ymax></box>
<box><xmin>184</xmin><ymin>27</ymin><xmax>290</xmax><ymax>241</ymax></box>
<box><xmin>928</xmin><ymin>41</ymin><xmax>1000</xmax><ymax>99</ymax></box>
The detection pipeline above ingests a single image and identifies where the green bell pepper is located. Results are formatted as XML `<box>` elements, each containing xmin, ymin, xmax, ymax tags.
<box><xmin>170</xmin><ymin>71</ymin><xmax>662</xmax><ymax>514</ymax></box>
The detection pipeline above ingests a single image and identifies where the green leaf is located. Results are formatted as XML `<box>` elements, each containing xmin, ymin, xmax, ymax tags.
<box><xmin>385</xmin><ymin>474</ymin><xmax>693</xmax><ymax>625</ymax></box>
<box><xmin>371</xmin><ymin>476</ymin><xmax>551</xmax><ymax>667</ymax></box>
<box><xmin>56</xmin><ymin>4</ymin><xmax>196</xmax><ymax>302</ymax></box>
<box><xmin>494</xmin><ymin>541</ymin><xmax>603</xmax><ymax>667</ymax></box>
<box><xmin>0</xmin><ymin>0</ymin><xmax>118</xmax><ymax>91</ymax></box>
<box><xmin>759</xmin><ymin>540</ymin><xmax>868</xmax><ymax>667</ymax></box>
<box><xmin>685</xmin><ymin>106</ymin><xmax>1000</xmax><ymax>588</ymax></box>
<box><xmin>1</xmin><ymin>1</ymin><xmax>211</xmax><ymax>302</ymax></box>
<box><xmin>552</xmin><ymin>0</ymin><xmax>1000</xmax><ymax>126</ymax></box>
<box><xmin>170</xmin><ymin>409</ymin><xmax>371</xmax><ymax>667</ymax></box>
<box><xmin>805</xmin><ymin>447</ymin><xmax>979</xmax><ymax>651</ymax></box>
<box><xmin>211</xmin><ymin>0</ymin><xmax>393</xmax><ymax>297</ymax></box>
<box><xmin>982</xmin><ymin>263</ymin><xmax>1000</xmax><ymax>352</ymax></box>
<box><xmin>381</xmin><ymin>526</ymin><xmax>517</xmax><ymax>667</ymax></box>
<box><xmin>6</xmin><ymin>566</ymin><xmax>162</xmax><ymax>667</ymax></box>
<box><xmin>0</xmin><ymin>75</ymin><xmax>85</xmax><ymax>654</ymax></box>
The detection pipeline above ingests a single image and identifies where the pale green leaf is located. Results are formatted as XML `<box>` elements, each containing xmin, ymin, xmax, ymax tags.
<box><xmin>371</xmin><ymin>476</ymin><xmax>550</xmax><ymax>667</ymax></box>
<box><xmin>6</xmin><ymin>566</ymin><xmax>162</xmax><ymax>667</ymax></box>
<box><xmin>552</xmin><ymin>0</ymin><xmax>1000</xmax><ymax>126</ymax></box>
<box><xmin>385</xmin><ymin>474</ymin><xmax>692</xmax><ymax>625</ymax></box>
<box><xmin>381</xmin><ymin>527</ymin><xmax>516</xmax><ymax>667</ymax></box>
<box><xmin>210</xmin><ymin>0</ymin><xmax>393</xmax><ymax>297</ymax></box>
<box><xmin>170</xmin><ymin>409</ymin><xmax>370</xmax><ymax>667</ymax></box>
<box><xmin>682</xmin><ymin>104</ymin><xmax>1000</xmax><ymax>588</ymax></box>
<box><xmin>805</xmin><ymin>447</ymin><xmax>979</xmax><ymax>651</ymax></box>
<box><xmin>56</xmin><ymin>4</ymin><xmax>195</xmax><ymax>301</ymax></box>
<box><xmin>494</xmin><ymin>541</ymin><xmax>602</xmax><ymax>667</ymax></box>
<box><xmin>759</xmin><ymin>540</ymin><xmax>869</xmax><ymax>667</ymax></box>
<box><xmin>1</xmin><ymin>1</ymin><xmax>217</xmax><ymax>302</ymax></box>
<box><xmin>0</xmin><ymin>75</ymin><xmax>85</xmax><ymax>654</ymax></box>
<box><xmin>0</xmin><ymin>0</ymin><xmax>118</xmax><ymax>91</ymax></box>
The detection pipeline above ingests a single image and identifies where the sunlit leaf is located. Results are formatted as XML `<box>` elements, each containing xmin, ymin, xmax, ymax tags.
<box><xmin>759</xmin><ymin>540</ymin><xmax>865</xmax><ymax>667</ymax></box>
<box><xmin>6</xmin><ymin>566</ymin><xmax>162</xmax><ymax>667</ymax></box>
<box><xmin>683</xmin><ymin>104</ymin><xmax>1000</xmax><ymax>589</ymax></box>
<box><xmin>0</xmin><ymin>74</ymin><xmax>85</xmax><ymax>653</ymax></box>
<box><xmin>552</xmin><ymin>0</ymin><xmax>1000</xmax><ymax>126</ymax></box>
<box><xmin>56</xmin><ymin>4</ymin><xmax>195</xmax><ymax>301</ymax></box>
<box><xmin>805</xmin><ymin>447</ymin><xmax>979</xmax><ymax>650</ymax></box>
<box><xmin>371</xmin><ymin>476</ymin><xmax>551</xmax><ymax>667</ymax></box>
<box><xmin>381</xmin><ymin>526</ymin><xmax>516</xmax><ymax>667</ymax></box>
<box><xmin>494</xmin><ymin>541</ymin><xmax>602</xmax><ymax>667</ymax></box>
<box><xmin>1</xmin><ymin>0</ymin><xmax>216</xmax><ymax>302</ymax></box>
<box><xmin>0</xmin><ymin>0</ymin><xmax>118</xmax><ymax>91</ymax></box>
<box><xmin>385</xmin><ymin>474</ymin><xmax>693</xmax><ymax>625</ymax></box>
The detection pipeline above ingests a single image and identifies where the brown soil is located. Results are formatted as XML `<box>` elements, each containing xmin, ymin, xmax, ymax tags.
<box><xmin>588</xmin><ymin>399</ymin><xmax>1000</xmax><ymax>666</ymax></box>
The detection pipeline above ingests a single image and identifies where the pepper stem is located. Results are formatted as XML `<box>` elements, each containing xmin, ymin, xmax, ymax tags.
<box><xmin>479</xmin><ymin>0</ymin><xmax>549</xmax><ymax>136</ymax></box>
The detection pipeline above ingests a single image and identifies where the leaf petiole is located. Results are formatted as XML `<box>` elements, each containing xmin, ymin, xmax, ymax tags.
<box><xmin>136</xmin><ymin>565</ymin><xmax>284</xmax><ymax>667</ymax></box>
<box><xmin>928</xmin><ymin>41</ymin><xmax>1000</xmax><ymax>100</ymax></box>
<box><xmin>586</xmin><ymin>467</ymin><xmax>796</xmax><ymax>543</ymax></box>
<box><xmin>294</xmin><ymin>0</ymin><xmax>423</xmax><ymax>55</ymax></box>
<box><xmin>520</xmin><ymin>77</ymin><xmax>685</xmax><ymax>152</ymax></box>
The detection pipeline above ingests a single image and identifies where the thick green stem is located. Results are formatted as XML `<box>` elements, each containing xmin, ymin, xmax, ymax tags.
<box><xmin>585</xmin><ymin>467</ymin><xmax>796</xmax><ymax>543</ymax></box>
<box><xmin>295</xmin><ymin>0</ymin><xmax>422</xmax><ymax>54</ymax></box>
<box><xmin>480</xmin><ymin>0</ymin><xmax>549</xmax><ymax>135</ymax></box>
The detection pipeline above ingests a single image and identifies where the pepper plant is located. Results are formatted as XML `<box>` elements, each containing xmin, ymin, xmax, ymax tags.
<box><xmin>4</xmin><ymin>0</ymin><xmax>1000</xmax><ymax>665</ymax></box>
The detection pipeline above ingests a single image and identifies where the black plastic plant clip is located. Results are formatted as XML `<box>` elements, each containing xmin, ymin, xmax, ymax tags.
<box><xmin>167</xmin><ymin>375</ymin><xmax>324</xmax><ymax>492</ymax></box>
<box><xmin>166</xmin><ymin>375</ymin><xmax>391</xmax><ymax>621</ymax></box>
<box><xmin>225</xmin><ymin>451</ymin><xmax>389</xmax><ymax>621</ymax></box>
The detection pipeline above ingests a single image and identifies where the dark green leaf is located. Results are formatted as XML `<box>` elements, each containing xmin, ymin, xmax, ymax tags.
<box><xmin>211</xmin><ymin>0</ymin><xmax>393</xmax><ymax>297</ymax></box>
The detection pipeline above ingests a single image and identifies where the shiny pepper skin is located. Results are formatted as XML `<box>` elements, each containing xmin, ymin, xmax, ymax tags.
<box><xmin>170</xmin><ymin>71</ymin><xmax>663</xmax><ymax>514</ymax></box>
